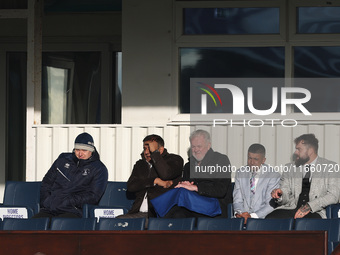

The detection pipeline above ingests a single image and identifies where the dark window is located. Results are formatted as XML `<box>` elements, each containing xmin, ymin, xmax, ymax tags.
<box><xmin>297</xmin><ymin>7</ymin><xmax>340</xmax><ymax>34</ymax></box>
<box><xmin>42</xmin><ymin>52</ymin><xmax>102</xmax><ymax>124</ymax></box>
<box><xmin>7</xmin><ymin>52</ymin><xmax>26</xmax><ymax>181</ymax></box>
<box><xmin>184</xmin><ymin>8</ymin><xmax>280</xmax><ymax>35</ymax></box>
<box><xmin>294</xmin><ymin>46</ymin><xmax>340</xmax><ymax>112</ymax></box>
<box><xmin>180</xmin><ymin>47</ymin><xmax>285</xmax><ymax>113</ymax></box>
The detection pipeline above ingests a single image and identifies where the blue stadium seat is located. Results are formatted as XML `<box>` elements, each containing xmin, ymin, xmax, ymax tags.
<box><xmin>226</xmin><ymin>182</ymin><xmax>235</xmax><ymax>218</ymax></box>
<box><xmin>227</xmin><ymin>203</ymin><xmax>234</xmax><ymax>219</ymax></box>
<box><xmin>83</xmin><ymin>181</ymin><xmax>135</xmax><ymax>218</ymax></box>
<box><xmin>148</xmin><ymin>218</ymin><xmax>195</xmax><ymax>230</ymax></box>
<box><xmin>246</xmin><ymin>218</ymin><xmax>294</xmax><ymax>231</ymax></box>
<box><xmin>97</xmin><ymin>218</ymin><xmax>146</xmax><ymax>230</ymax></box>
<box><xmin>0</xmin><ymin>181</ymin><xmax>41</xmax><ymax>218</ymax></box>
<box><xmin>50</xmin><ymin>218</ymin><xmax>97</xmax><ymax>230</ymax></box>
<box><xmin>196</xmin><ymin>217</ymin><xmax>244</xmax><ymax>230</ymax></box>
<box><xmin>329</xmin><ymin>204</ymin><xmax>340</xmax><ymax>219</ymax></box>
<box><xmin>295</xmin><ymin>218</ymin><xmax>340</xmax><ymax>255</ymax></box>
<box><xmin>2</xmin><ymin>218</ymin><xmax>49</xmax><ymax>230</ymax></box>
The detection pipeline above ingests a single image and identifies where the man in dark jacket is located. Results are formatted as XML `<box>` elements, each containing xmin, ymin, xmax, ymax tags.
<box><xmin>33</xmin><ymin>132</ymin><xmax>108</xmax><ymax>219</ymax></box>
<box><xmin>118</xmin><ymin>134</ymin><xmax>183</xmax><ymax>219</ymax></box>
<box><xmin>164</xmin><ymin>129</ymin><xmax>232</xmax><ymax>218</ymax></box>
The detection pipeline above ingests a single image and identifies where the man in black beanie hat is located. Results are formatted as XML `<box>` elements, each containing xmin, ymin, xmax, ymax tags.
<box><xmin>33</xmin><ymin>132</ymin><xmax>108</xmax><ymax>219</ymax></box>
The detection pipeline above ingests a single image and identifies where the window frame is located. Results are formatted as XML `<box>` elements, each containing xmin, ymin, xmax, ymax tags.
<box><xmin>42</xmin><ymin>42</ymin><xmax>119</xmax><ymax>124</ymax></box>
<box><xmin>42</xmin><ymin>56</ymin><xmax>74</xmax><ymax>124</ymax></box>
<box><xmin>171</xmin><ymin>0</ymin><xmax>340</xmax><ymax>124</ymax></box>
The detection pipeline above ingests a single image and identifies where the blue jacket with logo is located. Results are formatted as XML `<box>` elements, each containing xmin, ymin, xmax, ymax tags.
<box><xmin>40</xmin><ymin>149</ymin><xmax>108</xmax><ymax>217</ymax></box>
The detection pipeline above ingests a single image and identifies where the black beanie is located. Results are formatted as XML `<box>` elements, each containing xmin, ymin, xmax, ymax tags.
<box><xmin>74</xmin><ymin>132</ymin><xmax>95</xmax><ymax>152</ymax></box>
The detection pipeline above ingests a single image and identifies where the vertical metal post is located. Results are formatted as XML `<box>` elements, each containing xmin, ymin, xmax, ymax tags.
<box><xmin>26</xmin><ymin>0</ymin><xmax>42</xmax><ymax>180</ymax></box>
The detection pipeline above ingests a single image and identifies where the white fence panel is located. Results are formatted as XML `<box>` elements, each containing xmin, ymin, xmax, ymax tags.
<box><xmin>32</xmin><ymin>124</ymin><xmax>340</xmax><ymax>182</ymax></box>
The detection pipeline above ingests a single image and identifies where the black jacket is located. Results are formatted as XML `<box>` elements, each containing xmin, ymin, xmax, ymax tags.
<box><xmin>127</xmin><ymin>149</ymin><xmax>183</xmax><ymax>217</ymax></box>
<box><xmin>40</xmin><ymin>150</ymin><xmax>108</xmax><ymax>217</ymax></box>
<box><xmin>183</xmin><ymin>148</ymin><xmax>232</xmax><ymax>218</ymax></box>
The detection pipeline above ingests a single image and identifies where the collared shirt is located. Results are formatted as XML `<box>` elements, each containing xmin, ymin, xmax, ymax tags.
<box><xmin>250</xmin><ymin>164</ymin><xmax>268</xmax><ymax>192</ymax></box>
<box><xmin>139</xmin><ymin>160</ymin><xmax>153</xmax><ymax>213</ymax></box>
<box><xmin>139</xmin><ymin>192</ymin><xmax>148</xmax><ymax>212</ymax></box>
<box><xmin>249</xmin><ymin>165</ymin><xmax>264</xmax><ymax>219</ymax></box>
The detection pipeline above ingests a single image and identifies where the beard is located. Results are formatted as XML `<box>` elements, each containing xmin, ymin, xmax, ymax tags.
<box><xmin>295</xmin><ymin>156</ymin><xmax>310</xmax><ymax>167</ymax></box>
<box><xmin>193</xmin><ymin>154</ymin><xmax>204</xmax><ymax>162</ymax></box>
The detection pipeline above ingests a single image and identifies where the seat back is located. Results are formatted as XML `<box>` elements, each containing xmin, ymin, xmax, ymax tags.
<box><xmin>246</xmin><ymin>218</ymin><xmax>294</xmax><ymax>231</ymax></box>
<box><xmin>83</xmin><ymin>181</ymin><xmax>135</xmax><ymax>218</ymax></box>
<box><xmin>2</xmin><ymin>218</ymin><xmax>49</xmax><ymax>230</ymax></box>
<box><xmin>2</xmin><ymin>181</ymin><xmax>41</xmax><ymax>215</ymax></box>
<box><xmin>98</xmin><ymin>181</ymin><xmax>135</xmax><ymax>208</ymax></box>
<box><xmin>295</xmin><ymin>218</ymin><xmax>340</xmax><ymax>255</ymax></box>
<box><xmin>227</xmin><ymin>203</ymin><xmax>234</xmax><ymax>219</ymax></box>
<box><xmin>50</xmin><ymin>218</ymin><xmax>96</xmax><ymax>230</ymax></box>
<box><xmin>329</xmin><ymin>204</ymin><xmax>340</xmax><ymax>219</ymax></box>
<box><xmin>295</xmin><ymin>218</ymin><xmax>340</xmax><ymax>241</ymax></box>
<box><xmin>225</xmin><ymin>182</ymin><xmax>234</xmax><ymax>218</ymax></box>
<box><xmin>197</xmin><ymin>218</ymin><xmax>244</xmax><ymax>230</ymax></box>
<box><xmin>148</xmin><ymin>218</ymin><xmax>195</xmax><ymax>230</ymax></box>
<box><xmin>97</xmin><ymin>218</ymin><xmax>145</xmax><ymax>230</ymax></box>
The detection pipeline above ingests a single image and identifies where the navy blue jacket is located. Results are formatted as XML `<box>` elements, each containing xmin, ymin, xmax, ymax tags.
<box><xmin>40</xmin><ymin>149</ymin><xmax>108</xmax><ymax>217</ymax></box>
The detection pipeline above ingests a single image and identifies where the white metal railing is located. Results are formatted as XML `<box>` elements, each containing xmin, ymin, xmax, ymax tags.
<box><xmin>30</xmin><ymin>123</ymin><xmax>340</xmax><ymax>182</ymax></box>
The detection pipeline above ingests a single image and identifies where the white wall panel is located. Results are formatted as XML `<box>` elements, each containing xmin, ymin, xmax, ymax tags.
<box><xmin>51</xmin><ymin>127</ymin><xmax>69</xmax><ymax>159</ymax></box>
<box><xmin>211</xmin><ymin>126</ymin><xmax>228</xmax><ymax>156</ymax></box>
<box><xmin>227</xmin><ymin>126</ymin><xmax>244</xmax><ymax>170</ymax></box>
<box><xmin>324</xmin><ymin>125</ymin><xmax>340</xmax><ymax>163</ymax></box>
<box><xmin>31</xmin><ymin>124</ymin><xmax>340</xmax><ymax>183</ymax></box>
<box><xmin>35</xmin><ymin>127</ymin><xmax>52</xmax><ymax>181</ymax></box>
<box><xmin>115</xmin><ymin>127</ymin><xmax>132</xmax><ymax>181</ymax></box>
<box><xmin>308</xmin><ymin>125</ymin><xmax>324</xmax><ymax>157</ymax></box>
<box><xmin>130</xmin><ymin>127</ymin><xmax>146</xmax><ymax>172</ymax></box>
<box><xmin>163</xmin><ymin>126</ymin><xmax>179</xmax><ymax>155</ymax></box>
<box><xmin>178</xmin><ymin>126</ymin><xmax>191</xmax><ymax>160</ymax></box>
<box><xmin>99</xmin><ymin>127</ymin><xmax>116</xmax><ymax>181</ymax></box>
<box><xmin>292</xmin><ymin>125</ymin><xmax>309</xmax><ymax>143</ymax></box>
<box><xmin>243</xmin><ymin>127</ymin><xmax>260</xmax><ymax>164</ymax></box>
<box><xmin>275</xmin><ymin>126</ymin><xmax>293</xmax><ymax>169</ymax></box>
<box><xmin>260</xmin><ymin>126</ymin><xmax>276</xmax><ymax>166</ymax></box>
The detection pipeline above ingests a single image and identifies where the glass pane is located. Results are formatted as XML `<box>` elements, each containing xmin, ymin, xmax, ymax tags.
<box><xmin>297</xmin><ymin>7</ymin><xmax>340</xmax><ymax>34</ymax></box>
<box><xmin>114</xmin><ymin>52</ymin><xmax>122</xmax><ymax>124</ymax></box>
<box><xmin>42</xmin><ymin>52</ymin><xmax>102</xmax><ymax>124</ymax></box>
<box><xmin>44</xmin><ymin>67</ymin><xmax>68</xmax><ymax>124</ymax></box>
<box><xmin>7</xmin><ymin>52</ymin><xmax>26</xmax><ymax>181</ymax></box>
<box><xmin>294</xmin><ymin>46</ymin><xmax>340</xmax><ymax>78</ymax></box>
<box><xmin>184</xmin><ymin>8</ymin><xmax>280</xmax><ymax>35</ymax></box>
<box><xmin>180</xmin><ymin>47</ymin><xmax>285</xmax><ymax>113</ymax></box>
<box><xmin>294</xmin><ymin>46</ymin><xmax>340</xmax><ymax>112</ymax></box>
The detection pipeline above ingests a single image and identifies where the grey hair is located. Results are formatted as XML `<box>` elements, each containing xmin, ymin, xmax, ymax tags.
<box><xmin>189</xmin><ymin>129</ymin><xmax>211</xmax><ymax>144</ymax></box>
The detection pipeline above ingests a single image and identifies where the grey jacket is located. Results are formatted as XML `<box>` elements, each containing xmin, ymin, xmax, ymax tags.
<box><xmin>233</xmin><ymin>164</ymin><xmax>280</xmax><ymax>218</ymax></box>
<box><xmin>276</xmin><ymin>157</ymin><xmax>340</xmax><ymax>218</ymax></box>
